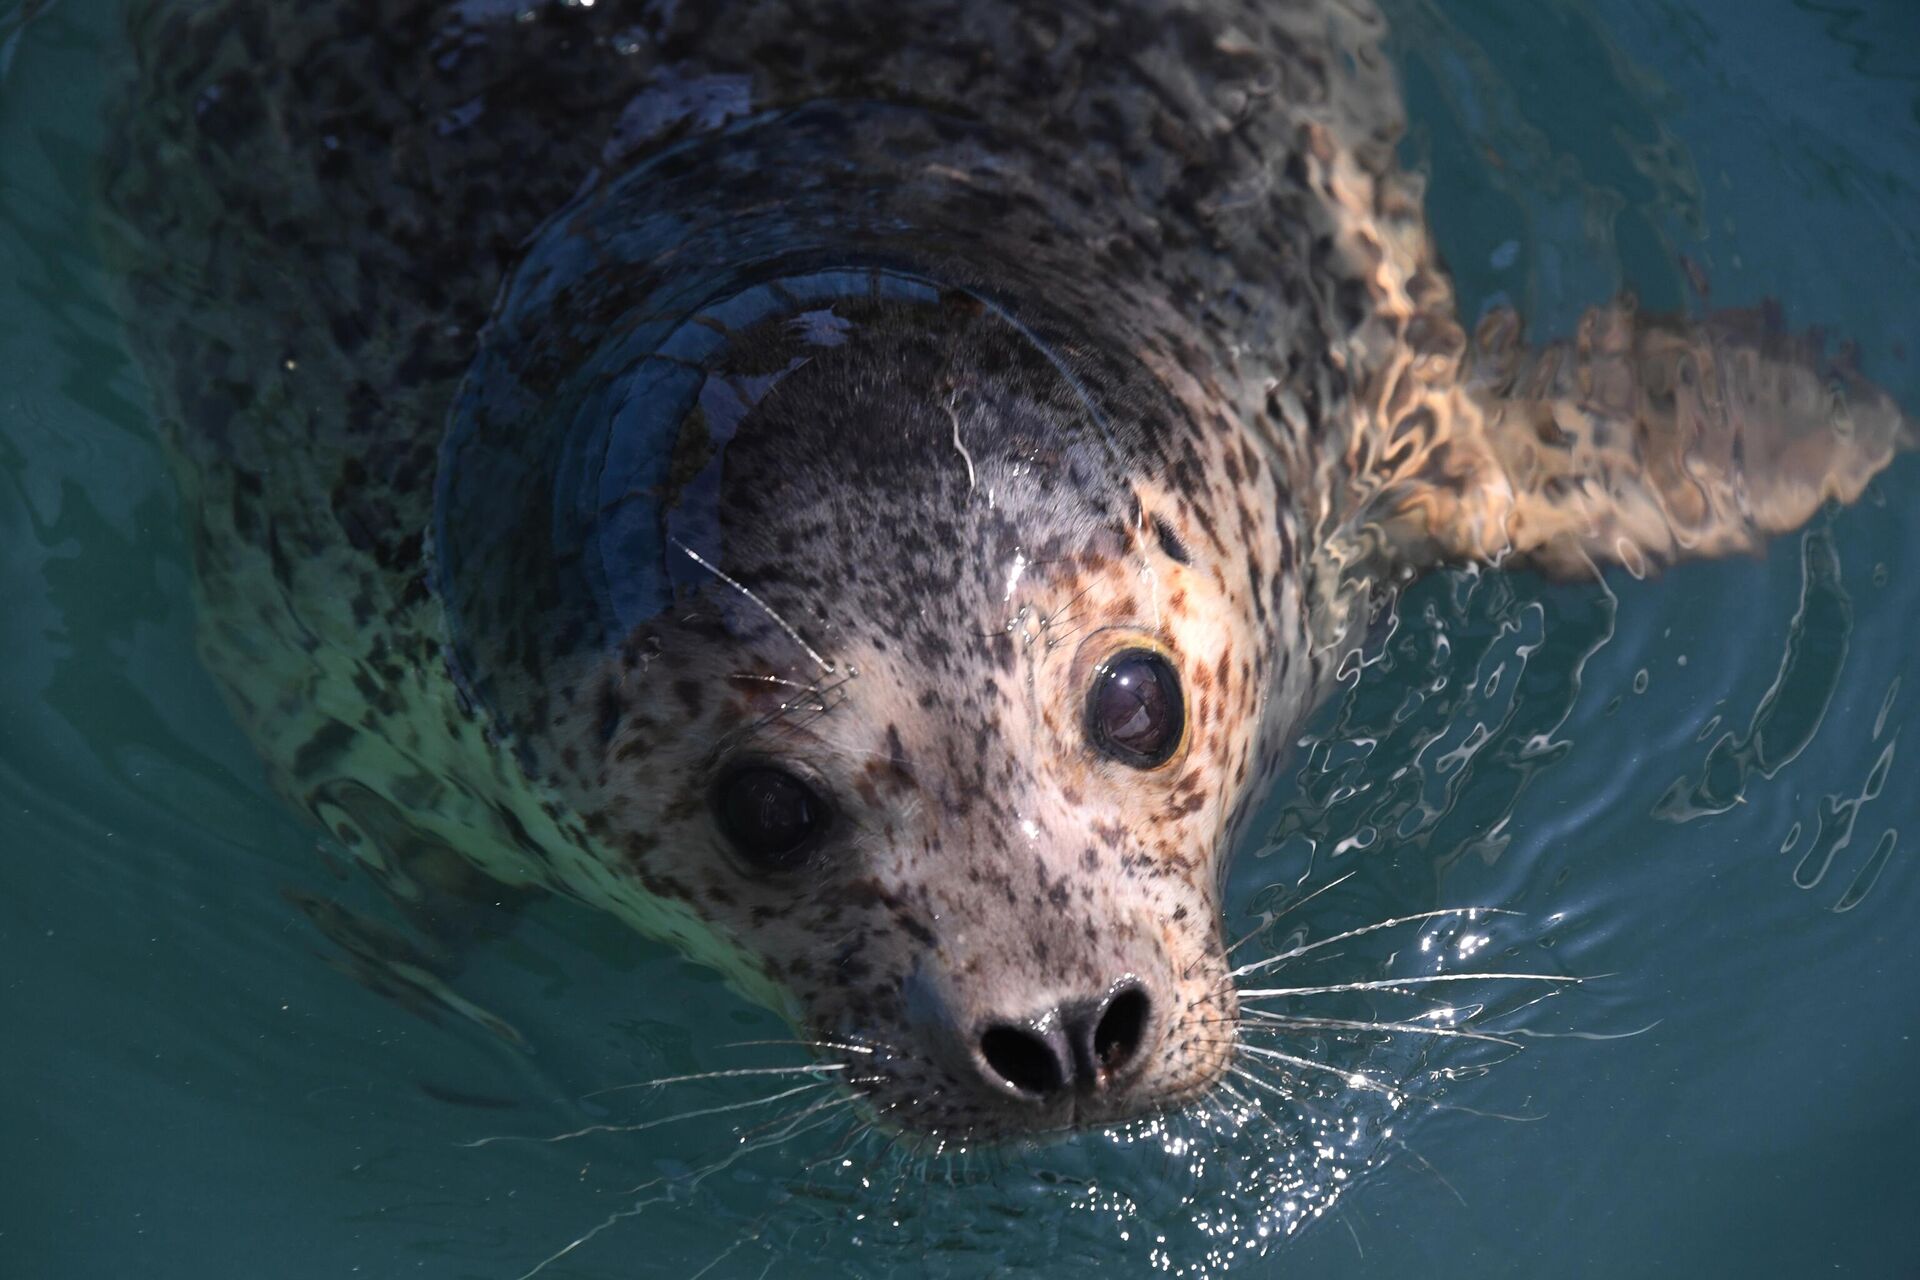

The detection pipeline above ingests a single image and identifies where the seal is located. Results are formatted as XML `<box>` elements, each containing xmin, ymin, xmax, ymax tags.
<box><xmin>104</xmin><ymin>0</ymin><xmax>1909</xmax><ymax>1142</ymax></box>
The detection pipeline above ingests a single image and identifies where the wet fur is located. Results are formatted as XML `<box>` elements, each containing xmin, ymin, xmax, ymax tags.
<box><xmin>106</xmin><ymin>0</ymin><xmax>1907</xmax><ymax>1137</ymax></box>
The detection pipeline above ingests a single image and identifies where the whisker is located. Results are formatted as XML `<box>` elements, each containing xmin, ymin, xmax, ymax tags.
<box><xmin>1239</xmin><ymin>972</ymin><xmax>1582</xmax><ymax>1000</ymax></box>
<box><xmin>462</xmin><ymin>1080</ymin><xmax>836</xmax><ymax>1148</ymax></box>
<box><xmin>1240</xmin><ymin>1046</ymin><xmax>1548</xmax><ymax>1123</ymax></box>
<box><xmin>687</xmin><ymin>1216</ymin><xmax>767</xmax><ymax>1280</ymax></box>
<box><xmin>1041</xmin><ymin>620</ymin><xmax>1090</xmax><ymax>652</ymax></box>
<box><xmin>1215</xmin><ymin>1079</ymin><xmax>1254</xmax><ymax>1110</ymax></box>
<box><xmin>673</xmin><ymin>539</ymin><xmax>834</xmax><ymax>675</ymax></box>
<box><xmin>1200</xmin><ymin>1089</ymin><xmax>1239</xmax><ymax>1133</ymax></box>
<box><xmin>1204</xmin><ymin>871</ymin><xmax>1363</xmax><ymax>978</ymax></box>
<box><xmin>1227</xmin><ymin>1063</ymin><xmax>1301</xmax><ymax>1105</ymax></box>
<box><xmin>724</xmin><ymin>1091</ymin><xmax>862</xmax><ymax>1149</ymax></box>
<box><xmin>582</xmin><ymin>1062</ymin><xmax>850</xmax><ymax>1101</ymax></box>
<box><xmin>1212</xmin><ymin>1077</ymin><xmax>1287</xmax><ymax>1141</ymax></box>
<box><xmin>518</xmin><ymin>1094</ymin><xmax>855</xmax><ymax>1280</ymax></box>
<box><xmin>717</xmin><ymin>1037</ymin><xmax>882</xmax><ymax>1057</ymax></box>
<box><xmin>1237</xmin><ymin>1043</ymin><xmax>1405</xmax><ymax>1101</ymax></box>
<box><xmin>726</xmin><ymin>673</ymin><xmax>819</xmax><ymax>693</ymax></box>
<box><xmin>1499</xmin><ymin>1019</ymin><xmax>1662</xmax><ymax>1041</ymax></box>
<box><xmin>801</xmin><ymin>1116</ymin><xmax>875</xmax><ymax>1175</ymax></box>
<box><xmin>515</xmin><ymin>1198</ymin><xmax>651</xmax><ymax>1280</ymax></box>
<box><xmin>1232</xmin><ymin>1080</ymin><xmax>1296</xmax><ymax>1143</ymax></box>
<box><xmin>739</xmin><ymin>672</ymin><xmax>856</xmax><ymax>736</ymax></box>
<box><xmin>1341</xmin><ymin>1209</ymin><xmax>1367</xmax><ymax>1260</ymax></box>
<box><xmin>1390</xmin><ymin>1135</ymin><xmax>1469</xmax><ymax>1209</ymax></box>
<box><xmin>1238</xmin><ymin>1012</ymin><xmax>1522</xmax><ymax>1049</ymax></box>
<box><xmin>1417</xmin><ymin>1097</ymin><xmax>1547</xmax><ymax>1123</ymax></box>
<box><xmin>1268</xmin><ymin>869</ymin><xmax>1357</xmax><ymax>921</ymax></box>
<box><xmin>1230</xmin><ymin>907</ymin><xmax>1519</xmax><ymax>979</ymax></box>
<box><xmin>1204</xmin><ymin>910</ymin><xmax>1283</xmax><ymax>980</ymax></box>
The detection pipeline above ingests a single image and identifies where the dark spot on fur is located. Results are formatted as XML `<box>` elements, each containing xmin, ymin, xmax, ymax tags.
<box><xmin>595</xmin><ymin>682</ymin><xmax>622</xmax><ymax>745</ymax></box>
<box><xmin>293</xmin><ymin>719</ymin><xmax>355</xmax><ymax>777</ymax></box>
<box><xmin>673</xmin><ymin>678</ymin><xmax>704</xmax><ymax>717</ymax></box>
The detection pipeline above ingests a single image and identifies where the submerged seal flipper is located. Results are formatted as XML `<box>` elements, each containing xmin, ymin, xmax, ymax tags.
<box><xmin>1344</xmin><ymin>297</ymin><xmax>1912</xmax><ymax>579</ymax></box>
<box><xmin>1350</xmin><ymin>298</ymin><xmax>1912</xmax><ymax>579</ymax></box>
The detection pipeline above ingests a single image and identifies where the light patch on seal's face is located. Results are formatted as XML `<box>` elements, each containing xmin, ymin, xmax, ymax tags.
<box><xmin>547</xmin><ymin>488</ymin><xmax>1279</xmax><ymax>1141</ymax></box>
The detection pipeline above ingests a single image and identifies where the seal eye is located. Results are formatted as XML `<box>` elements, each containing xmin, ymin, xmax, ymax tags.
<box><xmin>1086</xmin><ymin>649</ymin><xmax>1184</xmax><ymax>768</ymax></box>
<box><xmin>713</xmin><ymin>766</ymin><xmax>830</xmax><ymax>871</ymax></box>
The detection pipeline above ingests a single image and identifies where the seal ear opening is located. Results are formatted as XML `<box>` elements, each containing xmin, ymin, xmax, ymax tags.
<box><xmin>1151</xmin><ymin>514</ymin><xmax>1192</xmax><ymax>565</ymax></box>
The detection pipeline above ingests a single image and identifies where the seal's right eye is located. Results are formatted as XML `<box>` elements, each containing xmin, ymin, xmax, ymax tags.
<box><xmin>712</xmin><ymin>765</ymin><xmax>830</xmax><ymax>871</ymax></box>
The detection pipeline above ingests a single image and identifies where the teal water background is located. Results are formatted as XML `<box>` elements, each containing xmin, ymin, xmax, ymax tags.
<box><xmin>3</xmin><ymin>1</ymin><xmax>1918</xmax><ymax>1276</ymax></box>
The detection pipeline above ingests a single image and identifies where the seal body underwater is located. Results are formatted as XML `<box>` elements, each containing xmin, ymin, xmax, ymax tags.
<box><xmin>105</xmin><ymin>0</ymin><xmax>1908</xmax><ymax>1141</ymax></box>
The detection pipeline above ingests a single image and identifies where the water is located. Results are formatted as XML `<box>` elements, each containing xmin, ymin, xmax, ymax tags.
<box><xmin>3</xmin><ymin>1</ymin><xmax>1917</xmax><ymax>1276</ymax></box>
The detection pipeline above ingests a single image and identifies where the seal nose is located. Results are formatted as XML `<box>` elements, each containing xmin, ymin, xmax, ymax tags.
<box><xmin>975</xmin><ymin>981</ymin><xmax>1152</xmax><ymax>1100</ymax></box>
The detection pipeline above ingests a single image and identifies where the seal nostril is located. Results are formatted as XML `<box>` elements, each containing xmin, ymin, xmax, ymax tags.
<box><xmin>1093</xmin><ymin>983</ymin><xmax>1150</xmax><ymax>1073</ymax></box>
<box><xmin>976</xmin><ymin>984</ymin><xmax>1151</xmax><ymax>1102</ymax></box>
<box><xmin>980</xmin><ymin>1025</ymin><xmax>1068</xmax><ymax>1098</ymax></box>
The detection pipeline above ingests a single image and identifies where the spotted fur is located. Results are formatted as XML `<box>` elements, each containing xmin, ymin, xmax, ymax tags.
<box><xmin>106</xmin><ymin>0</ymin><xmax>1907</xmax><ymax>1138</ymax></box>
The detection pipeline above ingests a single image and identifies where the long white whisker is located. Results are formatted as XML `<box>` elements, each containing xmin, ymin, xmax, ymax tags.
<box><xmin>716</xmin><ymin>1038</ymin><xmax>882</xmax><ymax>1057</ymax></box>
<box><xmin>1237</xmin><ymin>1043</ymin><xmax>1404</xmax><ymax>1100</ymax></box>
<box><xmin>1227</xmin><ymin>1063</ymin><xmax>1301</xmax><ymax>1105</ymax></box>
<box><xmin>1390</xmin><ymin>1136</ymin><xmax>1469</xmax><ymax>1208</ymax></box>
<box><xmin>723</xmin><ymin>1091</ymin><xmax>862</xmax><ymax>1150</ymax></box>
<box><xmin>726</xmin><ymin>673</ymin><xmax>819</xmax><ymax>693</ymax></box>
<box><xmin>1239</xmin><ymin>1012</ymin><xmax>1523</xmax><ymax>1048</ymax></box>
<box><xmin>461</xmin><ymin>1080</ymin><xmax>836</xmax><ymax>1148</ymax></box>
<box><xmin>1499</xmin><ymin>1020</ymin><xmax>1662</xmax><ymax>1041</ymax></box>
<box><xmin>1231</xmin><ymin>869</ymin><xmax>1359</xmax><ymax>954</ymax></box>
<box><xmin>1240</xmin><ymin>1048</ymin><xmax>1548</xmax><ymax>1124</ymax></box>
<box><xmin>1271</xmin><ymin>868</ymin><xmax>1356</xmax><ymax>916</ymax></box>
<box><xmin>673</xmin><ymin>538</ymin><xmax>834</xmax><ymax>674</ymax></box>
<box><xmin>687</xmin><ymin>1219</ymin><xmax>766</xmax><ymax>1280</ymax></box>
<box><xmin>1239</xmin><ymin>972</ymin><xmax>1582</xmax><ymax>999</ymax></box>
<box><xmin>582</xmin><ymin>1062</ymin><xmax>849</xmax><ymax>1100</ymax></box>
<box><xmin>516</xmin><ymin>1095</ymin><xmax>856</xmax><ymax>1280</ymax></box>
<box><xmin>1211</xmin><ymin>869</ymin><xmax>1362</xmax><ymax>973</ymax></box>
<box><xmin>515</xmin><ymin>1200</ymin><xmax>649</xmax><ymax>1280</ymax></box>
<box><xmin>1231</xmin><ymin>908</ymin><xmax>1519</xmax><ymax>978</ymax></box>
<box><xmin>800</xmin><ymin>1114</ymin><xmax>875</xmax><ymax>1175</ymax></box>
<box><xmin>1341</xmin><ymin>1209</ymin><xmax>1367</xmax><ymax>1260</ymax></box>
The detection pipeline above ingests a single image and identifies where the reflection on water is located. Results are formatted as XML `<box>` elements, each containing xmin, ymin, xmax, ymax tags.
<box><xmin>3</xmin><ymin>1</ymin><xmax>1919</xmax><ymax>1278</ymax></box>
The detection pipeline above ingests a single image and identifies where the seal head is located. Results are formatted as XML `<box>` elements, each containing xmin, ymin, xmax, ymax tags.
<box><xmin>432</xmin><ymin>106</ymin><xmax>1288</xmax><ymax>1137</ymax></box>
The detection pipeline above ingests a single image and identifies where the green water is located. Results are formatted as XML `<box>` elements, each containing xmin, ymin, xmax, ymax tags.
<box><xmin>3</xmin><ymin>1</ymin><xmax>1918</xmax><ymax>1277</ymax></box>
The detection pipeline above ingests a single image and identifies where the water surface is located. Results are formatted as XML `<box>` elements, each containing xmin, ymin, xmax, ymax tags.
<box><xmin>3</xmin><ymin>1</ymin><xmax>1917</xmax><ymax>1276</ymax></box>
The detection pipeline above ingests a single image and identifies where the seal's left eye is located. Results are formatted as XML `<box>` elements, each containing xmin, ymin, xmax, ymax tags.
<box><xmin>713</xmin><ymin>766</ymin><xmax>830</xmax><ymax>871</ymax></box>
<box><xmin>1086</xmin><ymin>649</ymin><xmax>1184</xmax><ymax>768</ymax></box>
